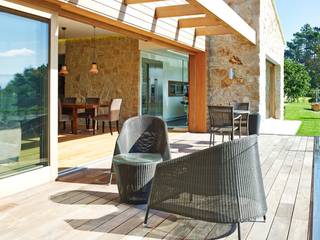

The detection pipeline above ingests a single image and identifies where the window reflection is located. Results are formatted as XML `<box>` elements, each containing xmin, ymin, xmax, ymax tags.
<box><xmin>0</xmin><ymin>9</ymin><xmax>49</xmax><ymax>178</ymax></box>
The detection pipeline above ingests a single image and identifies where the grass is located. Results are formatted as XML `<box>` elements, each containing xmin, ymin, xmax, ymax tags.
<box><xmin>285</xmin><ymin>98</ymin><xmax>320</xmax><ymax>136</ymax></box>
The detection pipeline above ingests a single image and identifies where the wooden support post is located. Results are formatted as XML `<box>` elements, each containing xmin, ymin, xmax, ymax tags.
<box><xmin>188</xmin><ymin>52</ymin><xmax>207</xmax><ymax>133</ymax></box>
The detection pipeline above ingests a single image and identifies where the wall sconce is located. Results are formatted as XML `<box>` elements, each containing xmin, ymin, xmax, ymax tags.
<box><xmin>229</xmin><ymin>68</ymin><xmax>235</xmax><ymax>80</ymax></box>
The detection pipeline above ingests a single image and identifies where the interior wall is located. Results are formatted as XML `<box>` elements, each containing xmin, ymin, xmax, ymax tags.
<box><xmin>64</xmin><ymin>36</ymin><xmax>140</xmax><ymax>121</ymax></box>
<box><xmin>140</xmin><ymin>50</ymin><xmax>188</xmax><ymax>121</ymax></box>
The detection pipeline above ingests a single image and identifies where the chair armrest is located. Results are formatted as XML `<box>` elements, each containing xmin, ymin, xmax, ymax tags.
<box><xmin>234</xmin><ymin>115</ymin><xmax>241</xmax><ymax>121</ymax></box>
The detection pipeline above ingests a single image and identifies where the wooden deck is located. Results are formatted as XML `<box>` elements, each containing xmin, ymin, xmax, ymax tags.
<box><xmin>0</xmin><ymin>134</ymin><xmax>314</xmax><ymax>240</ymax></box>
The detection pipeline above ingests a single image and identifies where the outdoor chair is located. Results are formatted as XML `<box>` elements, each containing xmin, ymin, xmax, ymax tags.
<box><xmin>231</xmin><ymin>102</ymin><xmax>250</xmax><ymax>135</ymax></box>
<box><xmin>144</xmin><ymin>135</ymin><xmax>267</xmax><ymax>240</ymax></box>
<box><xmin>208</xmin><ymin>105</ymin><xmax>241</xmax><ymax>146</ymax></box>
<box><xmin>111</xmin><ymin>115</ymin><xmax>171</xmax><ymax>203</ymax></box>
<box><xmin>93</xmin><ymin>98</ymin><xmax>122</xmax><ymax>135</ymax></box>
<box><xmin>78</xmin><ymin>97</ymin><xmax>100</xmax><ymax>129</ymax></box>
<box><xmin>58</xmin><ymin>99</ymin><xmax>72</xmax><ymax>131</ymax></box>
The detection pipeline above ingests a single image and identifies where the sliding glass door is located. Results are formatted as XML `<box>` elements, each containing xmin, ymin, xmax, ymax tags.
<box><xmin>0</xmin><ymin>8</ymin><xmax>49</xmax><ymax>178</ymax></box>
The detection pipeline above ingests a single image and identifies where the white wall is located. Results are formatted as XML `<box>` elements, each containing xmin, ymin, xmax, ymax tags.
<box><xmin>259</xmin><ymin>0</ymin><xmax>285</xmax><ymax>120</ymax></box>
<box><xmin>0</xmin><ymin>1</ymin><xmax>59</xmax><ymax>198</ymax></box>
<box><xmin>140</xmin><ymin>50</ymin><xmax>188</xmax><ymax>121</ymax></box>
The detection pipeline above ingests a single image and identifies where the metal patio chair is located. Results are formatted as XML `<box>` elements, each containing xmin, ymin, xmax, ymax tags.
<box><xmin>231</xmin><ymin>102</ymin><xmax>250</xmax><ymax>135</ymax></box>
<box><xmin>208</xmin><ymin>105</ymin><xmax>241</xmax><ymax>146</ymax></box>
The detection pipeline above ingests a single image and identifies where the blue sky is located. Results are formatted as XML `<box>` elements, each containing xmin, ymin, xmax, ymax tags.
<box><xmin>0</xmin><ymin>11</ymin><xmax>48</xmax><ymax>87</ymax></box>
<box><xmin>275</xmin><ymin>0</ymin><xmax>320</xmax><ymax>42</ymax></box>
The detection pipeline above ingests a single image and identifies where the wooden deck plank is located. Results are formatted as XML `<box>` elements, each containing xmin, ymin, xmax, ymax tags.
<box><xmin>0</xmin><ymin>134</ymin><xmax>314</xmax><ymax>240</ymax></box>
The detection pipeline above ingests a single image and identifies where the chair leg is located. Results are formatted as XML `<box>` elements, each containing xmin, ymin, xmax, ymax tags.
<box><xmin>116</xmin><ymin>120</ymin><xmax>120</xmax><ymax>133</ymax></box>
<box><xmin>102</xmin><ymin>121</ymin><xmax>105</xmax><ymax>133</ymax></box>
<box><xmin>63</xmin><ymin>122</ymin><xmax>66</xmax><ymax>130</ymax></box>
<box><xmin>109</xmin><ymin>121</ymin><xmax>113</xmax><ymax>135</ymax></box>
<box><xmin>144</xmin><ymin>206</ymin><xmax>150</xmax><ymax>226</ymax></box>
<box><xmin>222</xmin><ymin>133</ymin><xmax>225</xmax><ymax>142</ymax></box>
<box><xmin>209</xmin><ymin>131</ymin><xmax>212</xmax><ymax>147</ymax></box>
<box><xmin>231</xmin><ymin>131</ymin><xmax>234</xmax><ymax>141</ymax></box>
<box><xmin>237</xmin><ymin>222</ymin><xmax>241</xmax><ymax>240</ymax></box>
<box><xmin>93</xmin><ymin>120</ymin><xmax>96</xmax><ymax>135</ymax></box>
<box><xmin>213</xmin><ymin>132</ymin><xmax>215</xmax><ymax>146</ymax></box>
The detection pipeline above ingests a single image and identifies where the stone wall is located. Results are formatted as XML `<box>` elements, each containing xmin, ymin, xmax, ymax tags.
<box><xmin>64</xmin><ymin>36</ymin><xmax>140</xmax><ymax>122</ymax></box>
<box><xmin>206</xmin><ymin>0</ymin><xmax>285</xmax><ymax>122</ymax></box>
<box><xmin>207</xmin><ymin>0</ymin><xmax>261</xmax><ymax>113</ymax></box>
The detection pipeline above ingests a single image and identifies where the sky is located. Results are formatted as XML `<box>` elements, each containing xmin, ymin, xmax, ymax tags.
<box><xmin>0</xmin><ymin>11</ymin><xmax>48</xmax><ymax>88</ymax></box>
<box><xmin>275</xmin><ymin>0</ymin><xmax>320</xmax><ymax>42</ymax></box>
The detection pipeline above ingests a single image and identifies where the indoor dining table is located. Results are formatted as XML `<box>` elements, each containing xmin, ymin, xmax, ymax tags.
<box><xmin>62</xmin><ymin>103</ymin><xmax>99</xmax><ymax>134</ymax></box>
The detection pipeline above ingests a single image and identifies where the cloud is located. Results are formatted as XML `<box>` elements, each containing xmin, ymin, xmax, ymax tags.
<box><xmin>0</xmin><ymin>48</ymin><xmax>35</xmax><ymax>57</ymax></box>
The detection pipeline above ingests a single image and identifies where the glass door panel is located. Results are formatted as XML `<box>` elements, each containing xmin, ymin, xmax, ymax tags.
<box><xmin>0</xmin><ymin>9</ymin><xmax>49</xmax><ymax>178</ymax></box>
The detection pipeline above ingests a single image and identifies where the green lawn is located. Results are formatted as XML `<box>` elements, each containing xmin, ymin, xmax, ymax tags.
<box><xmin>285</xmin><ymin>98</ymin><xmax>320</xmax><ymax>136</ymax></box>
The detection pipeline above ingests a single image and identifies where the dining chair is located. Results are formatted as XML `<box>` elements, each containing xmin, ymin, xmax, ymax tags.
<box><xmin>231</xmin><ymin>102</ymin><xmax>250</xmax><ymax>135</ymax></box>
<box><xmin>63</xmin><ymin>97</ymin><xmax>77</xmax><ymax>104</ymax></box>
<box><xmin>62</xmin><ymin>97</ymin><xmax>76</xmax><ymax>115</ymax></box>
<box><xmin>93</xmin><ymin>98</ymin><xmax>122</xmax><ymax>135</ymax></box>
<box><xmin>58</xmin><ymin>99</ymin><xmax>73</xmax><ymax>131</ymax></box>
<box><xmin>208</xmin><ymin>105</ymin><xmax>241</xmax><ymax>146</ymax></box>
<box><xmin>78</xmin><ymin>97</ymin><xmax>100</xmax><ymax>129</ymax></box>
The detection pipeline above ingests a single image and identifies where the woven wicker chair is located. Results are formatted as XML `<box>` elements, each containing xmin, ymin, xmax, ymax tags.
<box><xmin>111</xmin><ymin>116</ymin><xmax>171</xmax><ymax>189</ymax></box>
<box><xmin>144</xmin><ymin>135</ymin><xmax>267</xmax><ymax>240</ymax></box>
<box><xmin>208</xmin><ymin>106</ymin><xmax>241</xmax><ymax>146</ymax></box>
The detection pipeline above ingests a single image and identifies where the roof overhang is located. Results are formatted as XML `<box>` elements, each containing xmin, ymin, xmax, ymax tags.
<box><xmin>6</xmin><ymin>0</ymin><xmax>256</xmax><ymax>53</ymax></box>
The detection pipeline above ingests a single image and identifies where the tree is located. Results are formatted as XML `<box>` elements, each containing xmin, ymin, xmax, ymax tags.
<box><xmin>285</xmin><ymin>24</ymin><xmax>320</xmax><ymax>88</ymax></box>
<box><xmin>3</xmin><ymin>64</ymin><xmax>48</xmax><ymax>109</ymax></box>
<box><xmin>284</xmin><ymin>59</ymin><xmax>311</xmax><ymax>102</ymax></box>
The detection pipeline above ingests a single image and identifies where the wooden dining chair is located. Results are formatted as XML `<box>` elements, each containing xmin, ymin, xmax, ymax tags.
<box><xmin>93</xmin><ymin>98</ymin><xmax>122</xmax><ymax>135</ymax></box>
<box><xmin>78</xmin><ymin>97</ymin><xmax>100</xmax><ymax>129</ymax></box>
<box><xmin>58</xmin><ymin>99</ymin><xmax>73</xmax><ymax>131</ymax></box>
<box><xmin>62</xmin><ymin>97</ymin><xmax>76</xmax><ymax>115</ymax></box>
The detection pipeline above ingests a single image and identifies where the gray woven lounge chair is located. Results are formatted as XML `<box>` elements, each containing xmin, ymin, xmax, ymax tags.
<box><xmin>144</xmin><ymin>135</ymin><xmax>267</xmax><ymax>240</ymax></box>
<box><xmin>111</xmin><ymin>116</ymin><xmax>171</xmax><ymax>202</ymax></box>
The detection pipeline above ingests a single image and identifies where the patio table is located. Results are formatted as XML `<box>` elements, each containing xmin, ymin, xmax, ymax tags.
<box><xmin>113</xmin><ymin>153</ymin><xmax>162</xmax><ymax>204</ymax></box>
<box><xmin>62</xmin><ymin>103</ymin><xmax>99</xmax><ymax>134</ymax></box>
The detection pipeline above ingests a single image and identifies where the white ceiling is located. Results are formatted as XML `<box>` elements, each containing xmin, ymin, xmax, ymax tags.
<box><xmin>58</xmin><ymin>17</ymin><xmax>121</xmax><ymax>39</ymax></box>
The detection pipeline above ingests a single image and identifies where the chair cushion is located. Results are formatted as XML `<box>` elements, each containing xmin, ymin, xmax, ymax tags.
<box><xmin>61</xmin><ymin>114</ymin><xmax>72</xmax><ymax>121</ymax></box>
<box><xmin>211</xmin><ymin>126</ymin><xmax>238</xmax><ymax>132</ymax></box>
<box><xmin>93</xmin><ymin>114</ymin><xmax>110</xmax><ymax>121</ymax></box>
<box><xmin>113</xmin><ymin>153</ymin><xmax>162</xmax><ymax>165</ymax></box>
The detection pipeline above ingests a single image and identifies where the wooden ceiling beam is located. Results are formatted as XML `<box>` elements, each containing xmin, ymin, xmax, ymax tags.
<box><xmin>124</xmin><ymin>0</ymin><xmax>165</xmax><ymax>4</ymax></box>
<box><xmin>155</xmin><ymin>4</ymin><xmax>204</xmax><ymax>18</ymax></box>
<box><xmin>178</xmin><ymin>16</ymin><xmax>221</xmax><ymax>28</ymax></box>
<box><xmin>195</xmin><ymin>25</ymin><xmax>233</xmax><ymax>36</ymax></box>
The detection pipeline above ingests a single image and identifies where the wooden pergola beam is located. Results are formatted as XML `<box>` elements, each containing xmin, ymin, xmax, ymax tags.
<box><xmin>155</xmin><ymin>4</ymin><xmax>204</xmax><ymax>18</ymax></box>
<box><xmin>186</xmin><ymin>0</ymin><xmax>256</xmax><ymax>44</ymax></box>
<box><xmin>178</xmin><ymin>16</ymin><xmax>221</xmax><ymax>28</ymax></box>
<box><xmin>124</xmin><ymin>0</ymin><xmax>165</xmax><ymax>4</ymax></box>
<box><xmin>195</xmin><ymin>26</ymin><xmax>233</xmax><ymax>36</ymax></box>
